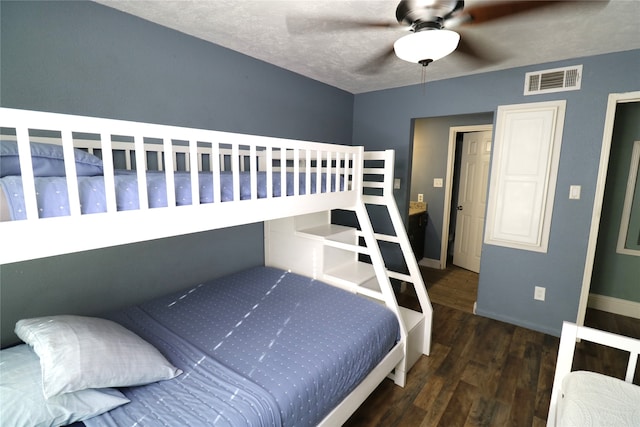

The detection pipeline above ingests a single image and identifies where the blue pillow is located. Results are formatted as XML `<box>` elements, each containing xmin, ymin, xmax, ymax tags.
<box><xmin>0</xmin><ymin>140</ymin><xmax>103</xmax><ymax>177</ymax></box>
<box><xmin>0</xmin><ymin>344</ymin><xmax>130</xmax><ymax>427</ymax></box>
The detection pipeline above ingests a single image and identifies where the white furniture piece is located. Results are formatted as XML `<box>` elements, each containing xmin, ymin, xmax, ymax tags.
<box><xmin>547</xmin><ymin>321</ymin><xmax>640</xmax><ymax>427</ymax></box>
<box><xmin>0</xmin><ymin>108</ymin><xmax>433</xmax><ymax>426</ymax></box>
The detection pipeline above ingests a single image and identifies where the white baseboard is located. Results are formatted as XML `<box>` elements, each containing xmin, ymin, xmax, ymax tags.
<box><xmin>418</xmin><ymin>258</ymin><xmax>441</xmax><ymax>269</ymax></box>
<box><xmin>588</xmin><ymin>294</ymin><xmax>640</xmax><ymax>319</ymax></box>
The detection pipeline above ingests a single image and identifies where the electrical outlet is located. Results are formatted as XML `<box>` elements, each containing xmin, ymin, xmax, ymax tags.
<box><xmin>534</xmin><ymin>286</ymin><xmax>546</xmax><ymax>301</ymax></box>
<box><xmin>394</xmin><ymin>178</ymin><xmax>401</xmax><ymax>190</ymax></box>
<box><xmin>417</xmin><ymin>193</ymin><xmax>423</xmax><ymax>202</ymax></box>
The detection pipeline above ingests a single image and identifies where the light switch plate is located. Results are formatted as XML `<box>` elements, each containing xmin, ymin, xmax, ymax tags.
<box><xmin>394</xmin><ymin>178</ymin><xmax>401</xmax><ymax>189</ymax></box>
<box><xmin>433</xmin><ymin>178</ymin><xmax>443</xmax><ymax>188</ymax></box>
<box><xmin>569</xmin><ymin>185</ymin><xmax>581</xmax><ymax>200</ymax></box>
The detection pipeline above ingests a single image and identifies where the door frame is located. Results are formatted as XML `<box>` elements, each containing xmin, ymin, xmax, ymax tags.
<box><xmin>576</xmin><ymin>91</ymin><xmax>640</xmax><ymax>326</ymax></box>
<box><xmin>440</xmin><ymin>124</ymin><xmax>493</xmax><ymax>269</ymax></box>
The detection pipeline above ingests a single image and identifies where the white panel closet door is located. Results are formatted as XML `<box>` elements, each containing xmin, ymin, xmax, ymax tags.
<box><xmin>484</xmin><ymin>101</ymin><xmax>566</xmax><ymax>252</ymax></box>
<box><xmin>453</xmin><ymin>130</ymin><xmax>492</xmax><ymax>273</ymax></box>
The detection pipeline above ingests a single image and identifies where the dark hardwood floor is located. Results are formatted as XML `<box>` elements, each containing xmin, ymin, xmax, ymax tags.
<box><xmin>343</xmin><ymin>264</ymin><xmax>640</xmax><ymax>427</ymax></box>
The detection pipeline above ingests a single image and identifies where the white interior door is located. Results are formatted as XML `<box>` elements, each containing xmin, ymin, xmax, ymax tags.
<box><xmin>453</xmin><ymin>131</ymin><xmax>492</xmax><ymax>272</ymax></box>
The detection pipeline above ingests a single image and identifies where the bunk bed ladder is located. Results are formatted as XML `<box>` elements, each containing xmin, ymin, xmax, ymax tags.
<box><xmin>359</xmin><ymin>150</ymin><xmax>433</xmax><ymax>377</ymax></box>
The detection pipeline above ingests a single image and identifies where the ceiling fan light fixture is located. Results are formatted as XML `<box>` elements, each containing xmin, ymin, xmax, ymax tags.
<box><xmin>393</xmin><ymin>29</ymin><xmax>460</xmax><ymax>64</ymax></box>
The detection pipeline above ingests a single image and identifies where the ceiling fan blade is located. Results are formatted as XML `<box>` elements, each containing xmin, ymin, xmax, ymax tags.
<box><xmin>453</xmin><ymin>31</ymin><xmax>504</xmax><ymax>67</ymax></box>
<box><xmin>354</xmin><ymin>46</ymin><xmax>397</xmax><ymax>75</ymax></box>
<box><xmin>456</xmin><ymin>0</ymin><xmax>568</xmax><ymax>26</ymax></box>
<box><xmin>286</xmin><ymin>16</ymin><xmax>401</xmax><ymax>35</ymax></box>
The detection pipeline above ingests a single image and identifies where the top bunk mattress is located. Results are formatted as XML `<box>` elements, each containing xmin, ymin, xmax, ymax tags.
<box><xmin>85</xmin><ymin>266</ymin><xmax>400</xmax><ymax>427</ymax></box>
<box><xmin>0</xmin><ymin>170</ymin><xmax>343</xmax><ymax>221</ymax></box>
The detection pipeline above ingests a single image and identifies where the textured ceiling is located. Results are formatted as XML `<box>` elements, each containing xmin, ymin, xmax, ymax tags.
<box><xmin>96</xmin><ymin>0</ymin><xmax>640</xmax><ymax>94</ymax></box>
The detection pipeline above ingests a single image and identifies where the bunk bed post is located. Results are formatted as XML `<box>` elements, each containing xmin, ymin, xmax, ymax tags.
<box><xmin>547</xmin><ymin>321</ymin><xmax>578</xmax><ymax>427</ymax></box>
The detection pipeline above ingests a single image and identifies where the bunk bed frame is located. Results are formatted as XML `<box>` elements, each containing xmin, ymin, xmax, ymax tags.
<box><xmin>0</xmin><ymin>107</ymin><xmax>433</xmax><ymax>426</ymax></box>
<box><xmin>0</xmin><ymin>108</ymin><xmax>363</xmax><ymax>263</ymax></box>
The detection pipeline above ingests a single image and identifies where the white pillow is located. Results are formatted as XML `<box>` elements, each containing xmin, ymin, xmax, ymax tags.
<box><xmin>0</xmin><ymin>344</ymin><xmax>130</xmax><ymax>427</ymax></box>
<box><xmin>15</xmin><ymin>315</ymin><xmax>182</xmax><ymax>398</ymax></box>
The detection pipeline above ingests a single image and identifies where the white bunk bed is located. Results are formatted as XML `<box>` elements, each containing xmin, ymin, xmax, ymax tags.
<box><xmin>547</xmin><ymin>321</ymin><xmax>640</xmax><ymax>427</ymax></box>
<box><xmin>0</xmin><ymin>108</ymin><xmax>432</xmax><ymax>426</ymax></box>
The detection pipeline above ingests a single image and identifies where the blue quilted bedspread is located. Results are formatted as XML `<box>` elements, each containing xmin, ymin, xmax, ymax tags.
<box><xmin>0</xmin><ymin>171</ymin><xmax>342</xmax><ymax>220</ymax></box>
<box><xmin>85</xmin><ymin>267</ymin><xmax>399</xmax><ymax>427</ymax></box>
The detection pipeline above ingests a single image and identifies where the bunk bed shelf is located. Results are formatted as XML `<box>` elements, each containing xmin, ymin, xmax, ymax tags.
<box><xmin>295</xmin><ymin>223</ymin><xmax>355</xmax><ymax>240</ymax></box>
<box><xmin>324</xmin><ymin>261</ymin><xmax>377</xmax><ymax>287</ymax></box>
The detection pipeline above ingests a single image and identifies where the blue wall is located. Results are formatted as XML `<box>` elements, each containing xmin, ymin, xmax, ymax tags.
<box><xmin>353</xmin><ymin>50</ymin><xmax>640</xmax><ymax>335</ymax></box>
<box><xmin>0</xmin><ymin>1</ymin><xmax>354</xmax><ymax>347</ymax></box>
<box><xmin>0</xmin><ymin>1</ymin><xmax>353</xmax><ymax>142</ymax></box>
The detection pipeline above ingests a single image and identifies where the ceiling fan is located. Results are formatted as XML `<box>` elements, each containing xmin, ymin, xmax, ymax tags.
<box><xmin>287</xmin><ymin>0</ymin><xmax>576</xmax><ymax>74</ymax></box>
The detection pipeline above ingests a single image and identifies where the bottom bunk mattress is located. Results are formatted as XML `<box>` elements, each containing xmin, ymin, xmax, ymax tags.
<box><xmin>84</xmin><ymin>266</ymin><xmax>399</xmax><ymax>427</ymax></box>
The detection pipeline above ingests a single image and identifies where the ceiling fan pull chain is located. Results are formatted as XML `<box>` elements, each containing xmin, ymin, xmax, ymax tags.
<box><xmin>421</xmin><ymin>65</ymin><xmax>428</xmax><ymax>95</ymax></box>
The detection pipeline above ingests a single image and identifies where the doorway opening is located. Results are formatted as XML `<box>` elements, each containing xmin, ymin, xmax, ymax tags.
<box><xmin>409</xmin><ymin>115</ymin><xmax>493</xmax><ymax>313</ymax></box>
<box><xmin>445</xmin><ymin>127</ymin><xmax>493</xmax><ymax>273</ymax></box>
<box><xmin>447</xmin><ymin>130</ymin><xmax>493</xmax><ymax>273</ymax></box>
<box><xmin>577</xmin><ymin>92</ymin><xmax>640</xmax><ymax>326</ymax></box>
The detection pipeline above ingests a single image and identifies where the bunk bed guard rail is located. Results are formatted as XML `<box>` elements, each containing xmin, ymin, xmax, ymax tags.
<box><xmin>0</xmin><ymin>108</ymin><xmax>364</xmax><ymax>264</ymax></box>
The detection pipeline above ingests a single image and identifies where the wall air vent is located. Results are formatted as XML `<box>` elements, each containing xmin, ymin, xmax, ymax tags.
<box><xmin>524</xmin><ymin>65</ymin><xmax>583</xmax><ymax>95</ymax></box>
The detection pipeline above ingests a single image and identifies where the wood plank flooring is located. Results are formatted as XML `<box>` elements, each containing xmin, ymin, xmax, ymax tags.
<box><xmin>343</xmin><ymin>264</ymin><xmax>640</xmax><ymax>427</ymax></box>
<box><xmin>416</xmin><ymin>264</ymin><xmax>479</xmax><ymax>313</ymax></box>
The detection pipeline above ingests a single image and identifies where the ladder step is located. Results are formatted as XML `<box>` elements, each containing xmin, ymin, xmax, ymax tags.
<box><xmin>373</xmin><ymin>233</ymin><xmax>400</xmax><ymax>244</ymax></box>
<box><xmin>363</xmin><ymin>182</ymin><xmax>384</xmax><ymax>188</ymax></box>
<box><xmin>354</xmin><ymin>230</ymin><xmax>400</xmax><ymax>244</ymax></box>
<box><xmin>355</xmin><ymin>277</ymin><xmax>385</xmax><ymax>302</ymax></box>
<box><xmin>363</xmin><ymin>167</ymin><xmax>386</xmax><ymax>175</ymax></box>
<box><xmin>387</xmin><ymin>270</ymin><xmax>413</xmax><ymax>283</ymax></box>
<box><xmin>362</xmin><ymin>195</ymin><xmax>387</xmax><ymax>205</ymax></box>
<box><xmin>363</xmin><ymin>151</ymin><xmax>389</xmax><ymax>161</ymax></box>
<box><xmin>357</xmin><ymin>287</ymin><xmax>385</xmax><ymax>302</ymax></box>
<box><xmin>324</xmin><ymin>239</ymin><xmax>370</xmax><ymax>255</ymax></box>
